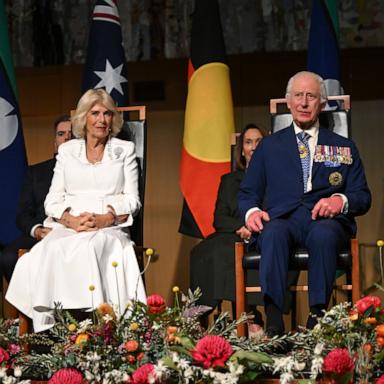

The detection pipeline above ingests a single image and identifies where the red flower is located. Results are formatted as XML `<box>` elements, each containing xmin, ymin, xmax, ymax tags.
<box><xmin>355</xmin><ymin>296</ymin><xmax>381</xmax><ymax>315</ymax></box>
<box><xmin>131</xmin><ymin>363</ymin><xmax>157</xmax><ymax>384</ymax></box>
<box><xmin>147</xmin><ymin>294</ymin><xmax>166</xmax><ymax>314</ymax></box>
<box><xmin>0</xmin><ymin>347</ymin><xmax>10</xmax><ymax>363</ymax></box>
<box><xmin>48</xmin><ymin>368</ymin><xmax>84</xmax><ymax>384</ymax></box>
<box><xmin>323</xmin><ymin>348</ymin><xmax>354</xmax><ymax>376</ymax></box>
<box><xmin>191</xmin><ymin>335</ymin><xmax>233</xmax><ymax>369</ymax></box>
<box><xmin>377</xmin><ymin>375</ymin><xmax>384</xmax><ymax>384</ymax></box>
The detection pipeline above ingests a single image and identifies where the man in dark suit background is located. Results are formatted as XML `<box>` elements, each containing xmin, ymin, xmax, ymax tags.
<box><xmin>0</xmin><ymin>115</ymin><xmax>71</xmax><ymax>282</ymax></box>
<box><xmin>238</xmin><ymin>71</ymin><xmax>371</xmax><ymax>336</ymax></box>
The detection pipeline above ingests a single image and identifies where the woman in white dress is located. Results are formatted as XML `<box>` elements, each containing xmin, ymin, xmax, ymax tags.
<box><xmin>6</xmin><ymin>88</ymin><xmax>146</xmax><ymax>332</ymax></box>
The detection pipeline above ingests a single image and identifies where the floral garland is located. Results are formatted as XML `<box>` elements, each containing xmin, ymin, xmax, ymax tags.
<box><xmin>2</xmin><ymin>289</ymin><xmax>384</xmax><ymax>383</ymax></box>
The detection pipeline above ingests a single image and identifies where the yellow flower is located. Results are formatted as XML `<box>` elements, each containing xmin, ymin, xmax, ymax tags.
<box><xmin>89</xmin><ymin>285</ymin><xmax>95</xmax><ymax>291</ymax></box>
<box><xmin>172</xmin><ymin>286</ymin><xmax>180</xmax><ymax>293</ymax></box>
<box><xmin>377</xmin><ymin>240</ymin><xmax>384</xmax><ymax>247</ymax></box>
<box><xmin>112</xmin><ymin>261</ymin><xmax>118</xmax><ymax>267</ymax></box>
<box><xmin>145</xmin><ymin>248</ymin><xmax>154</xmax><ymax>256</ymax></box>
<box><xmin>130</xmin><ymin>322</ymin><xmax>139</xmax><ymax>331</ymax></box>
<box><xmin>67</xmin><ymin>323</ymin><xmax>77</xmax><ymax>332</ymax></box>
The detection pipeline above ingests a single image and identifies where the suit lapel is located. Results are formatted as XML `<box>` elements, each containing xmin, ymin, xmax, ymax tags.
<box><xmin>279</xmin><ymin>125</ymin><xmax>302</xmax><ymax>175</ymax></box>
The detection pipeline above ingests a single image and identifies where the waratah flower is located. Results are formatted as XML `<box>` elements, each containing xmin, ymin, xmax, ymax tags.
<box><xmin>377</xmin><ymin>375</ymin><xmax>384</xmax><ymax>384</ymax></box>
<box><xmin>48</xmin><ymin>368</ymin><xmax>84</xmax><ymax>384</ymax></box>
<box><xmin>131</xmin><ymin>363</ymin><xmax>157</xmax><ymax>384</ymax></box>
<box><xmin>147</xmin><ymin>294</ymin><xmax>166</xmax><ymax>314</ymax></box>
<box><xmin>323</xmin><ymin>348</ymin><xmax>354</xmax><ymax>375</ymax></box>
<box><xmin>191</xmin><ymin>335</ymin><xmax>233</xmax><ymax>369</ymax></box>
<box><xmin>355</xmin><ymin>296</ymin><xmax>381</xmax><ymax>315</ymax></box>
<box><xmin>0</xmin><ymin>347</ymin><xmax>10</xmax><ymax>363</ymax></box>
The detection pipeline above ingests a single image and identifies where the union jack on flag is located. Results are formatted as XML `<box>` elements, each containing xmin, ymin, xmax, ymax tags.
<box><xmin>82</xmin><ymin>0</ymin><xmax>128</xmax><ymax>106</ymax></box>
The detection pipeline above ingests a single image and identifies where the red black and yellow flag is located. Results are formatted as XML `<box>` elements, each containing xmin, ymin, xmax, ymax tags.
<box><xmin>179</xmin><ymin>0</ymin><xmax>235</xmax><ymax>238</ymax></box>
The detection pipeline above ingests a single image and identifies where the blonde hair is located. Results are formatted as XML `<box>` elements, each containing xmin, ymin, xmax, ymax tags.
<box><xmin>71</xmin><ymin>88</ymin><xmax>124</xmax><ymax>138</ymax></box>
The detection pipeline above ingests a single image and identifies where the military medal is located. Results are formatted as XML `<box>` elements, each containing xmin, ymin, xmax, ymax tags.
<box><xmin>329</xmin><ymin>171</ymin><xmax>343</xmax><ymax>186</ymax></box>
<box><xmin>298</xmin><ymin>144</ymin><xmax>309</xmax><ymax>159</ymax></box>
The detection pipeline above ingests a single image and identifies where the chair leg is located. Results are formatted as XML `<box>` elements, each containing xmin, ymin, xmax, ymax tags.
<box><xmin>235</xmin><ymin>242</ymin><xmax>246</xmax><ymax>337</ymax></box>
<box><xmin>351</xmin><ymin>238</ymin><xmax>360</xmax><ymax>303</ymax></box>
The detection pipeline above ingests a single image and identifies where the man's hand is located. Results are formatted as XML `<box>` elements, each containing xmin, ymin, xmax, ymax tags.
<box><xmin>236</xmin><ymin>226</ymin><xmax>252</xmax><ymax>240</ymax></box>
<box><xmin>34</xmin><ymin>226</ymin><xmax>52</xmax><ymax>240</ymax></box>
<box><xmin>246</xmin><ymin>210</ymin><xmax>270</xmax><ymax>233</ymax></box>
<box><xmin>311</xmin><ymin>196</ymin><xmax>343</xmax><ymax>220</ymax></box>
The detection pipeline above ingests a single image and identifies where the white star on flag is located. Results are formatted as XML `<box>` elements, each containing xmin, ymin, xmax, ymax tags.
<box><xmin>94</xmin><ymin>59</ymin><xmax>128</xmax><ymax>96</ymax></box>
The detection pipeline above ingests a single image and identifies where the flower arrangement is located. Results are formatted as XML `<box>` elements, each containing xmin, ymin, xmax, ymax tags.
<box><xmin>4</xmin><ymin>289</ymin><xmax>384</xmax><ymax>383</ymax></box>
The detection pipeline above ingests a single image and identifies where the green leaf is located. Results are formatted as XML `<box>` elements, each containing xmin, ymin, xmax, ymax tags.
<box><xmin>169</xmin><ymin>345</ymin><xmax>192</xmax><ymax>357</ymax></box>
<box><xmin>230</xmin><ymin>350</ymin><xmax>273</xmax><ymax>364</ymax></box>
<box><xmin>161</xmin><ymin>356</ymin><xmax>177</xmax><ymax>370</ymax></box>
<box><xmin>179</xmin><ymin>336</ymin><xmax>195</xmax><ymax>350</ymax></box>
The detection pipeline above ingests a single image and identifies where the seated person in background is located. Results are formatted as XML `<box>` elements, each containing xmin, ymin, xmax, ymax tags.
<box><xmin>190</xmin><ymin>124</ymin><xmax>266</xmax><ymax>324</ymax></box>
<box><xmin>6</xmin><ymin>88</ymin><xmax>146</xmax><ymax>332</ymax></box>
<box><xmin>238</xmin><ymin>71</ymin><xmax>371</xmax><ymax>336</ymax></box>
<box><xmin>0</xmin><ymin>115</ymin><xmax>71</xmax><ymax>283</ymax></box>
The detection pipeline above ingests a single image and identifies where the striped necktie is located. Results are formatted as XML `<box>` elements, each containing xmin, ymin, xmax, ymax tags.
<box><xmin>297</xmin><ymin>131</ymin><xmax>311</xmax><ymax>192</ymax></box>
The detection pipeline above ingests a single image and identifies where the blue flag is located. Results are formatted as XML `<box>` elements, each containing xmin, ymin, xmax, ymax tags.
<box><xmin>82</xmin><ymin>0</ymin><xmax>128</xmax><ymax>106</ymax></box>
<box><xmin>0</xmin><ymin>1</ymin><xmax>27</xmax><ymax>245</ymax></box>
<box><xmin>307</xmin><ymin>0</ymin><xmax>343</xmax><ymax>104</ymax></box>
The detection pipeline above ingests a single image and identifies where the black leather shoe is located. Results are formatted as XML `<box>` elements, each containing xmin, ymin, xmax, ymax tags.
<box><xmin>306</xmin><ymin>313</ymin><xmax>319</xmax><ymax>329</ymax></box>
<box><xmin>265</xmin><ymin>324</ymin><xmax>284</xmax><ymax>337</ymax></box>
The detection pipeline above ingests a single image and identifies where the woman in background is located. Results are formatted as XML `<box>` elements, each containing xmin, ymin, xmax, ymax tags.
<box><xmin>7</xmin><ymin>88</ymin><xmax>146</xmax><ymax>331</ymax></box>
<box><xmin>190</xmin><ymin>124</ymin><xmax>266</xmax><ymax>323</ymax></box>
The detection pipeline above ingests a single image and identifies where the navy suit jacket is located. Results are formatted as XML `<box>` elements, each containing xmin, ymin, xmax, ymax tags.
<box><xmin>16</xmin><ymin>158</ymin><xmax>56</xmax><ymax>236</ymax></box>
<box><xmin>238</xmin><ymin>125</ymin><xmax>371</xmax><ymax>237</ymax></box>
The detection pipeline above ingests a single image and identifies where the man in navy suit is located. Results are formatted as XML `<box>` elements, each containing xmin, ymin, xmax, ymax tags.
<box><xmin>238</xmin><ymin>71</ymin><xmax>371</xmax><ymax>336</ymax></box>
<box><xmin>0</xmin><ymin>116</ymin><xmax>71</xmax><ymax>282</ymax></box>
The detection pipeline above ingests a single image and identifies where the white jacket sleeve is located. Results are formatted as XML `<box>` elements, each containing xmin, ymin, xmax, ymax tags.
<box><xmin>105</xmin><ymin>141</ymin><xmax>141</xmax><ymax>225</ymax></box>
<box><xmin>44</xmin><ymin>146</ymin><xmax>70</xmax><ymax>219</ymax></box>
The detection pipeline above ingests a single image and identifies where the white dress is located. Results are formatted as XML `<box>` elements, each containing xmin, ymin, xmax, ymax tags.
<box><xmin>6</xmin><ymin>138</ymin><xmax>146</xmax><ymax>332</ymax></box>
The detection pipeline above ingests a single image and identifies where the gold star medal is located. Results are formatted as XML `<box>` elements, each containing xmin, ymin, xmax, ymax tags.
<box><xmin>299</xmin><ymin>144</ymin><xmax>309</xmax><ymax>159</ymax></box>
<box><xmin>329</xmin><ymin>172</ymin><xmax>343</xmax><ymax>186</ymax></box>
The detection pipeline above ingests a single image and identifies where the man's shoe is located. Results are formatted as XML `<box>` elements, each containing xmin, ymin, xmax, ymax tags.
<box><xmin>265</xmin><ymin>324</ymin><xmax>284</xmax><ymax>337</ymax></box>
<box><xmin>306</xmin><ymin>313</ymin><xmax>319</xmax><ymax>329</ymax></box>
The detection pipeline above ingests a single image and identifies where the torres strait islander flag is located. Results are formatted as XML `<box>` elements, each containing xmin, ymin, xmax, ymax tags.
<box><xmin>0</xmin><ymin>0</ymin><xmax>27</xmax><ymax>245</ymax></box>
<box><xmin>307</xmin><ymin>0</ymin><xmax>343</xmax><ymax>109</ymax></box>
<box><xmin>179</xmin><ymin>0</ymin><xmax>235</xmax><ymax>238</ymax></box>
<box><xmin>82</xmin><ymin>0</ymin><xmax>128</xmax><ymax>106</ymax></box>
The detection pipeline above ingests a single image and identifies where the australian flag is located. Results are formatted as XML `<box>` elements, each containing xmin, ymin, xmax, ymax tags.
<box><xmin>0</xmin><ymin>0</ymin><xmax>27</xmax><ymax>245</ymax></box>
<box><xmin>82</xmin><ymin>0</ymin><xmax>128</xmax><ymax>106</ymax></box>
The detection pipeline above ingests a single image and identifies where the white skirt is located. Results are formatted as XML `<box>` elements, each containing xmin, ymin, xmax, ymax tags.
<box><xmin>6</xmin><ymin>226</ymin><xmax>146</xmax><ymax>332</ymax></box>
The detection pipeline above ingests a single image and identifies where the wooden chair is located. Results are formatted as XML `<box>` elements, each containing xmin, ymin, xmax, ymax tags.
<box><xmin>235</xmin><ymin>95</ymin><xmax>360</xmax><ymax>336</ymax></box>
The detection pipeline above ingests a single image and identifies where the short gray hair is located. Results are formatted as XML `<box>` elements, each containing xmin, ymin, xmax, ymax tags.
<box><xmin>71</xmin><ymin>88</ymin><xmax>124</xmax><ymax>139</ymax></box>
<box><xmin>285</xmin><ymin>71</ymin><xmax>327</xmax><ymax>102</ymax></box>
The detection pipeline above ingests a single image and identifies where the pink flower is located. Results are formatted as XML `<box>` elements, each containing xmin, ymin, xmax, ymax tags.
<box><xmin>131</xmin><ymin>363</ymin><xmax>157</xmax><ymax>384</ymax></box>
<box><xmin>48</xmin><ymin>368</ymin><xmax>84</xmax><ymax>384</ymax></box>
<box><xmin>147</xmin><ymin>294</ymin><xmax>166</xmax><ymax>314</ymax></box>
<box><xmin>7</xmin><ymin>343</ymin><xmax>20</xmax><ymax>355</ymax></box>
<box><xmin>0</xmin><ymin>347</ymin><xmax>10</xmax><ymax>363</ymax></box>
<box><xmin>191</xmin><ymin>335</ymin><xmax>233</xmax><ymax>369</ymax></box>
<box><xmin>355</xmin><ymin>296</ymin><xmax>381</xmax><ymax>315</ymax></box>
<box><xmin>377</xmin><ymin>375</ymin><xmax>384</xmax><ymax>384</ymax></box>
<box><xmin>323</xmin><ymin>348</ymin><xmax>354</xmax><ymax>377</ymax></box>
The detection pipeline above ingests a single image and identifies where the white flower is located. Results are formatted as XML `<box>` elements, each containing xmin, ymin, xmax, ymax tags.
<box><xmin>228</xmin><ymin>361</ymin><xmax>244</xmax><ymax>376</ymax></box>
<box><xmin>86</xmin><ymin>351</ymin><xmax>102</xmax><ymax>361</ymax></box>
<box><xmin>13</xmin><ymin>366</ymin><xmax>22</xmax><ymax>378</ymax></box>
<box><xmin>280</xmin><ymin>371</ymin><xmax>294</xmax><ymax>384</ymax></box>
<box><xmin>0</xmin><ymin>367</ymin><xmax>7</xmax><ymax>378</ymax></box>
<box><xmin>183</xmin><ymin>367</ymin><xmax>194</xmax><ymax>379</ymax></box>
<box><xmin>314</xmin><ymin>342</ymin><xmax>324</xmax><ymax>355</ymax></box>
<box><xmin>78</xmin><ymin>318</ymin><xmax>93</xmax><ymax>332</ymax></box>
<box><xmin>103</xmin><ymin>314</ymin><xmax>114</xmax><ymax>323</ymax></box>
<box><xmin>177</xmin><ymin>358</ymin><xmax>190</xmax><ymax>370</ymax></box>
<box><xmin>153</xmin><ymin>361</ymin><xmax>168</xmax><ymax>378</ymax></box>
<box><xmin>171</xmin><ymin>351</ymin><xmax>180</xmax><ymax>363</ymax></box>
<box><xmin>152</xmin><ymin>322</ymin><xmax>161</xmax><ymax>330</ymax></box>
